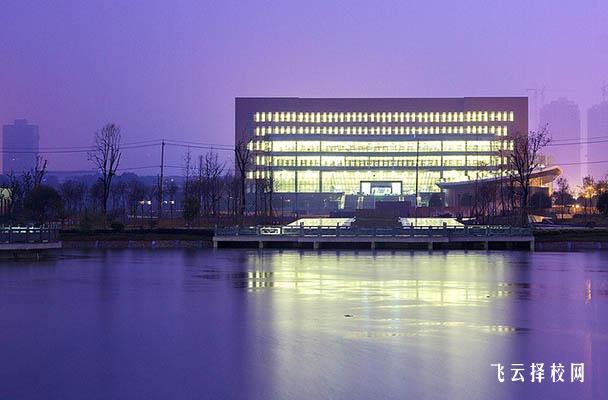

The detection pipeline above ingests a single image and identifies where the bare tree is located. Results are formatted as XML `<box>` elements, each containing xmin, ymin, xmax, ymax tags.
<box><xmin>223</xmin><ymin>169</ymin><xmax>240</xmax><ymax>218</ymax></box>
<box><xmin>6</xmin><ymin>172</ymin><xmax>23</xmax><ymax>219</ymax></box>
<box><xmin>88</xmin><ymin>123</ymin><xmax>122</xmax><ymax>219</ymax></box>
<box><xmin>259</xmin><ymin>175</ymin><xmax>274</xmax><ymax>218</ymax></box>
<box><xmin>580</xmin><ymin>176</ymin><xmax>596</xmax><ymax>216</ymax></box>
<box><xmin>60</xmin><ymin>179</ymin><xmax>87</xmax><ymax>217</ymax></box>
<box><xmin>552</xmin><ymin>177</ymin><xmax>572</xmax><ymax>219</ymax></box>
<box><xmin>183</xmin><ymin>148</ymin><xmax>195</xmax><ymax>203</ymax></box>
<box><xmin>166</xmin><ymin>180</ymin><xmax>178</xmax><ymax>219</ymax></box>
<box><xmin>196</xmin><ymin>154</ymin><xmax>205</xmax><ymax>217</ymax></box>
<box><xmin>234</xmin><ymin>140</ymin><xmax>251</xmax><ymax>217</ymax></box>
<box><xmin>127</xmin><ymin>178</ymin><xmax>148</xmax><ymax>221</ymax></box>
<box><xmin>204</xmin><ymin>151</ymin><xmax>225</xmax><ymax>216</ymax></box>
<box><xmin>507</xmin><ymin>125</ymin><xmax>551</xmax><ymax>225</ymax></box>
<box><xmin>33</xmin><ymin>155</ymin><xmax>47</xmax><ymax>188</ymax></box>
<box><xmin>111</xmin><ymin>180</ymin><xmax>129</xmax><ymax>220</ymax></box>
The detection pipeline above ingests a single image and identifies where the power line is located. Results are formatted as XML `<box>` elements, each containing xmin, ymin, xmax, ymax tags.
<box><xmin>547</xmin><ymin>159</ymin><xmax>608</xmax><ymax>166</ymax></box>
<box><xmin>164</xmin><ymin>142</ymin><xmax>232</xmax><ymax>151</ymax></box>
<box><xmin>550</xmin><ymin>135</ymin><xmax>608</xmax><ymax>144</ymax></box>
<box><xmin>163</xmin><ymin>139</ymin><xmax>232</xmax><ymax>148</ymax></box>
<box><xmin>1</xmin><ymin>142</ymin><xmax>162</xmax><ymax>154</ymax></box>
<box><xmin>2</xmin><ymin>139</ymin><xmax>163</xmax><ymax>151</ymax></box>
<box><xmin>548</xmin><ymin>138</ymin><xmax>608</xmax><ymax>147</ymax></box>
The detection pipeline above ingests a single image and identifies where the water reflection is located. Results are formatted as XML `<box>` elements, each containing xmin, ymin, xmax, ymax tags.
<box><xmin>0</xmin><ymin>249</ymin><xmax>606</xmax><ymax>399</ymax></box>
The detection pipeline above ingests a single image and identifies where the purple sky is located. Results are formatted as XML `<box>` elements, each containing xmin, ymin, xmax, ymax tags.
<box><xmin>1</xmin><ymin>0</ymin><xmax>608</xmax><ymax>177</ymax></box>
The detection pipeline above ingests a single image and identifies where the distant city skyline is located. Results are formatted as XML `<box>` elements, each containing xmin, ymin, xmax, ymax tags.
<box><xmin>1</xmin><ymin>0</ymin><xmax>607</xmax><ymax>178</ymax></box>
<box><xmin>539</xmin><ymin>98</ymin><xmax>582</xmax><ymax>184</ymax></box>
<box><xmin>587</xmin><ymin>100</ymin><xmax>608</xmax><ymax>179</ymax></box>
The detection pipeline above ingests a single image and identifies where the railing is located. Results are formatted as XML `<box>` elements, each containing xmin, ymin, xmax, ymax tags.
<box><xmin>215</xmin><ymin>225</ymin><xmax>532</xmax><ymax>238</ymax></box>
<box><xmin>0</xmin><ymin>225</ymin><xmax>61</xmax><ymax>244</ymax></box>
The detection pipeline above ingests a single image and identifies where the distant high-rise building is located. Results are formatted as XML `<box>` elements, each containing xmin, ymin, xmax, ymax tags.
<box><xmin>539</xmin><ymin>98</ymin><xmax>582</xmax><ymax>185</ymax></box>
<box><xmin>2</xmin><ymin>119</ymin><xmax>40</xmax><ymax>174</ymax></box>
<box><xmin>587</xmin><ymin>101</ymin><xmax>608</xmax><ymax>179</ymax></box>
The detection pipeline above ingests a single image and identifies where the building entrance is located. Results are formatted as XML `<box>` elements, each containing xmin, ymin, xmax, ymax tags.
<box><xmin>360</xmin><ymin>181</ymin><xmax>402</xmax><ymax>196</ymax></box>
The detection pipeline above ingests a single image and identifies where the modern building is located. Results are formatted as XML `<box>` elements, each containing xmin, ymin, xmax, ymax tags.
<box><xmin>587</xmin><ymin>101</ymin><xmax>608</xmax><ymax>178</ymax></box>
<box><xmin>2</xmin><ymin>119</ymin><xmax>40</xmax><ymax>174</ymax></box>
<box><xmin>236</xmin><ymin>97</ymin><xmax>530</xmax><ymax>213</ymax></box>
<box><xmin>539</xmin><ymin>98</ymin><xmax>582</xmax><ymax>185</ymax></box>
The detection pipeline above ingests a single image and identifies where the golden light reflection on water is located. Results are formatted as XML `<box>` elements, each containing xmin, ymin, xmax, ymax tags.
<box><xmin>237</xmin><ymin>251</ymin><xmax>524</xmax><ymax>338</ymax></box>
<box><xmin>244</xmin><ymin>273</ymin><xmax>512</xmax><ymax>306</ymax></box>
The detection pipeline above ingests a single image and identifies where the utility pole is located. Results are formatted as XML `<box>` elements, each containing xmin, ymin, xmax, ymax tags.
<box><xmin>158</xmin><ymin>140</ymin><xmax>165</xmax><ymax>220</ymax></box>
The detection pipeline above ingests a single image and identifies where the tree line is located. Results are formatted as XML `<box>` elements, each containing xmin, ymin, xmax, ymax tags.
<box><xmin>2</xmin><ymin>123</ymin><xmax>608</xmax><ymax>228</ymax></box>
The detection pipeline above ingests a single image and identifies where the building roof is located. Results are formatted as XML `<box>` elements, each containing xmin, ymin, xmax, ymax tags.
<box><xmin>436</xmin><ymin>166</ymin><xmax>562</xmax><ymax>189</ymax></box>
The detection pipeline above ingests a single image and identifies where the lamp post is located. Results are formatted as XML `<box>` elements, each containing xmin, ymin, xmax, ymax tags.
<box><xmin>163</xmin><ymin>200</ymin><xmax>175</xmax><ymax>220</ymax></box>
<box><xmin>139</xmin><ymin>200</ymin><xmax>145</xmax><ymax>228</ymax></box>
<box><xmin>146</xmin><ymin>200</ymin><xmax>152</xmax><ymax>224</ymax></box>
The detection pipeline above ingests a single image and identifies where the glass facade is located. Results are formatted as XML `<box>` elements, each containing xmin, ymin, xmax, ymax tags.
<box><xmin>237</xmin><ymin>98</ymin><xmax>527</xmax><ymax>198</ymax></box>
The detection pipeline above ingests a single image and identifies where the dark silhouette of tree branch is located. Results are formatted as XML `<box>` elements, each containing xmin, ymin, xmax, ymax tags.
<box><xmin>88</xmin><ymin>123</ymin><xmax>122</xmax><ymax>220</ymax></box>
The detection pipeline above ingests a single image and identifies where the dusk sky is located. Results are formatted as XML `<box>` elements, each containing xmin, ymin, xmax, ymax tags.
<box><xmin>2</xmin><ymin>0</ymin><xmax>608</xmax><ymax>175</ymax></box>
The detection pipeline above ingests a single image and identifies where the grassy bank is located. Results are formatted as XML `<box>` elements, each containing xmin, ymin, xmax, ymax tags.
<box><xmin>60</xmin><ymin>228</ymin><xmax>213</xmax><ymax>242</ymax></box>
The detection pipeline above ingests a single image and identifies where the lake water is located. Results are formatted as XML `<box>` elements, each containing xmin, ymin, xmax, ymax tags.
<box><xmin>0</xmin><ymin>249</ymin><xmax>606</xmax><ymax>399</ymax></box>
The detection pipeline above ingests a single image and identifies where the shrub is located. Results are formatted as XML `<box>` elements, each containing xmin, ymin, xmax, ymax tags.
<box><xmin>597</xmin><ymin>192</ymin><xmax>608</xmax><ymax>215</ymax></box>
<box><xmin>530</xmin><ymin>192</ymin><xmax>552</xmax><ymax>210</ymax></box>
<box><xmin>110</xmin><ymin>221</ymin><xmax>125</xmax><ymax>232</ymax></box>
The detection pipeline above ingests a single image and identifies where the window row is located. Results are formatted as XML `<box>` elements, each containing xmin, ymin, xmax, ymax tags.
<box><xmin>259</xmin><ymin>155</ymin><xmax>503</xmax><ymax>168</ymax></box>
<box><xmin>250</xmin><ymin>140</ymin><xmax>513</xmax><ymax>153</ymax></box>
<box><xmin>254</xmin><ymin>125</ymin><xmax>508</xmax><ymax>136</ymax></box>
<box><xmin>254</xmin><ymin>111</ymin><xmax>515</xmax><ymax>124</ymax></box>
<box><xmin>245</xmin><ymin>170</ymin><xmax>501</xmax><ymax>194</ymax></box>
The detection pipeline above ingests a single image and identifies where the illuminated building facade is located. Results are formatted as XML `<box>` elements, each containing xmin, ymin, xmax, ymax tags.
<box><xmin>236</xmin><ymin>97</ymin><xmax>528</xmax><ymax>212</ymax></box>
